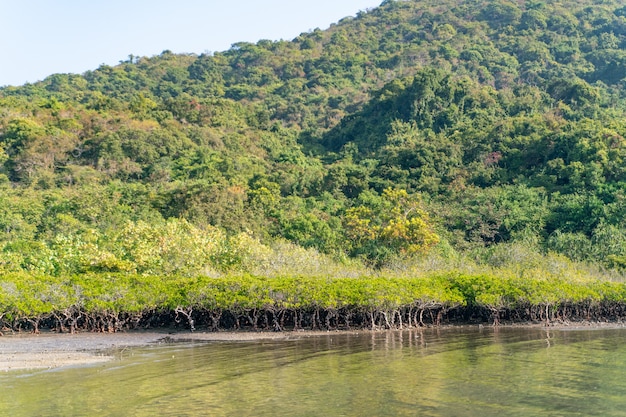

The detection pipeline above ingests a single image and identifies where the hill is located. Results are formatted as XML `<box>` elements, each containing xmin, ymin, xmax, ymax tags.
<box><xmin>2</xmin><ymin>0</ymin><xmax>626</xmax><ymax>276</ymax></box>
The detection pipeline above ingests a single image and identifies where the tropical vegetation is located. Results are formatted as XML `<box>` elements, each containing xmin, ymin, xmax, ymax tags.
<box><xmin>4</xmin><ymin>0</ymin><xmax>626</xmax><ymax>331</ymax></box>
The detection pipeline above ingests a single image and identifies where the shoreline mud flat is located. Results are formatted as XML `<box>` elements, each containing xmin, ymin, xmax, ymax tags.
<box><xmin>0</xmin><ymin>329</ymin><xmax>363</xmax><ymax>372</ymax></box>
<box><xmin>2</xmin><ymin>322</ymin><xmax>626</xmax><ymax>372</ymax></box>
<box><xmin>0</xmin><ymin>332</ymin><xmax>163</xmax><ymax>372</ymax></box>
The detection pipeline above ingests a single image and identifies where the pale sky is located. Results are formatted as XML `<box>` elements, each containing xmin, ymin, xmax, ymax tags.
<box><xmin>0</xmin><ymin>0</ymin><xmax>381</xmax><ymax>87</ymax></box>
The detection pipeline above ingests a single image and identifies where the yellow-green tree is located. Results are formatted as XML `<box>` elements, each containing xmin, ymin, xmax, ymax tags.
<box><xmin>344</xmin><ymin>188</ymin><xmax>439</xmax><ymax>264</ymax></box>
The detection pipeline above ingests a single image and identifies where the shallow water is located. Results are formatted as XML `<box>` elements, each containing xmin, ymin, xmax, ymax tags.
<box><xmin>2</xmin><ymin>327</ymin><xmax>626</xmax><ymax>416</ymax></box>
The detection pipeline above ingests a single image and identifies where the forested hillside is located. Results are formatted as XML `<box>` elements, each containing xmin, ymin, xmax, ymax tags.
<box><xmin>3</xmin><ymin>0</ymin><xmax>626</xmax><ymax>278</ymax></box>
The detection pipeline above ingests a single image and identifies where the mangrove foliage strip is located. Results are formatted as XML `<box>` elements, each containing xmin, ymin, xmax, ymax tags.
<box><xmin>2</xmin><ymin>273</ymin><xmax>626</xmax><ymax>333</ymax></box>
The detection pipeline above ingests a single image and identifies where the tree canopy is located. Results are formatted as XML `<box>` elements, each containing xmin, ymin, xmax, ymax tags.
<box><xmin>3</xmin><ymin>0</ymin><xmax>626</xmax><ymax>271</ymax></box>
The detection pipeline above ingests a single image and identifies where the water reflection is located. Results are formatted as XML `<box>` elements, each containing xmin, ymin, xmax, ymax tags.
<box><xmin>2</xmin><ymin>327</ymin><xmax>626</xmax><ymax>416</ymax></box>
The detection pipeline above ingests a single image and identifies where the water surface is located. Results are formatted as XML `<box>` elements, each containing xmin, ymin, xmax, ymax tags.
<box><xmin>2</xmin><ymin>327</ymin><xmax>626</xmax><ymax>416</ymax></box>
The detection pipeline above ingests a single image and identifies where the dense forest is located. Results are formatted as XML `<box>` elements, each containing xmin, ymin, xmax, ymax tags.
<box><xmin>3</xmin><ymin>0</ymin><xmax>626</xmax><ymax>331</ymax></box>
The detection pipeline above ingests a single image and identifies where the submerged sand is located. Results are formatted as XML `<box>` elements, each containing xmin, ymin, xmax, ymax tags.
<box><xmin>2</xmin><ymin>322</ymin><xmax>625</xmax><ymax>372</ymax></box>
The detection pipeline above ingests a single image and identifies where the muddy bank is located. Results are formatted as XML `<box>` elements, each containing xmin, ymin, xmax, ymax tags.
<box><xmin>0</xmin><ymin>332</ymin><xmax>164</xmax><ymax>372</ymax></box>
<box><xmin>0</xmin><ymin>329</ymin><xmax>362</xmax><ymax>372</ymax></box>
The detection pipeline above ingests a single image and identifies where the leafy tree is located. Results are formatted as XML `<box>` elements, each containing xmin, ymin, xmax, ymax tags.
<box><xmin>344</xmin><ymin>188</ymin><xmax>439</xmax><ymax>264</ymax></box>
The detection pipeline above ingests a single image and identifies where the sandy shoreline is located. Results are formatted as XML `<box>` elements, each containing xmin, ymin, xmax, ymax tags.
<box><xmin>2</xmin><ymin>322</ymin><xmax>625</xmax><ymax>372</ymax></box>
<box><xmin>0</xmin><ymin>331</ymin><xmax>161</xmax><ymax>372</ymax></box>
<box><xmin>0</xmin><ymin>329</ymin><xmax>362</xmax><ymax>372</ymax></box>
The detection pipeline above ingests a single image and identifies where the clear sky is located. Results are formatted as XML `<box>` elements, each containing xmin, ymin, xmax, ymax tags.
<box><xmin>0</xmin><ymin>0</ymin><xmax>381</xmax><ymax>87</ymax></box>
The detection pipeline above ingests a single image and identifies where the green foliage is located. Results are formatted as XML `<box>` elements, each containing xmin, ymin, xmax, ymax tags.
<box><xmin>2</xmin><ymin>269</ymin><xmax>625</xmax><ymax>331</ymax></box>
<box><xmin>3</xmin><ymin>0</ymin><xmax>626</xmax><ymax>273</ymax></box>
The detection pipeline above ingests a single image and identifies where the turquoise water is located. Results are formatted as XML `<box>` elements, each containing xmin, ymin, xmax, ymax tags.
<box><xmin>2</xmin><ymin>327</ymin><xmax>626</xmax><ymax>416</ymax></box>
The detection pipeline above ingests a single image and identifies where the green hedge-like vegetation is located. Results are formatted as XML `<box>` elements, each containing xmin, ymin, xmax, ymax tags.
<box><xmin>2</xmin><ymin>272</ymin><xmax>626</xmax><ymax>333</ymax></box>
